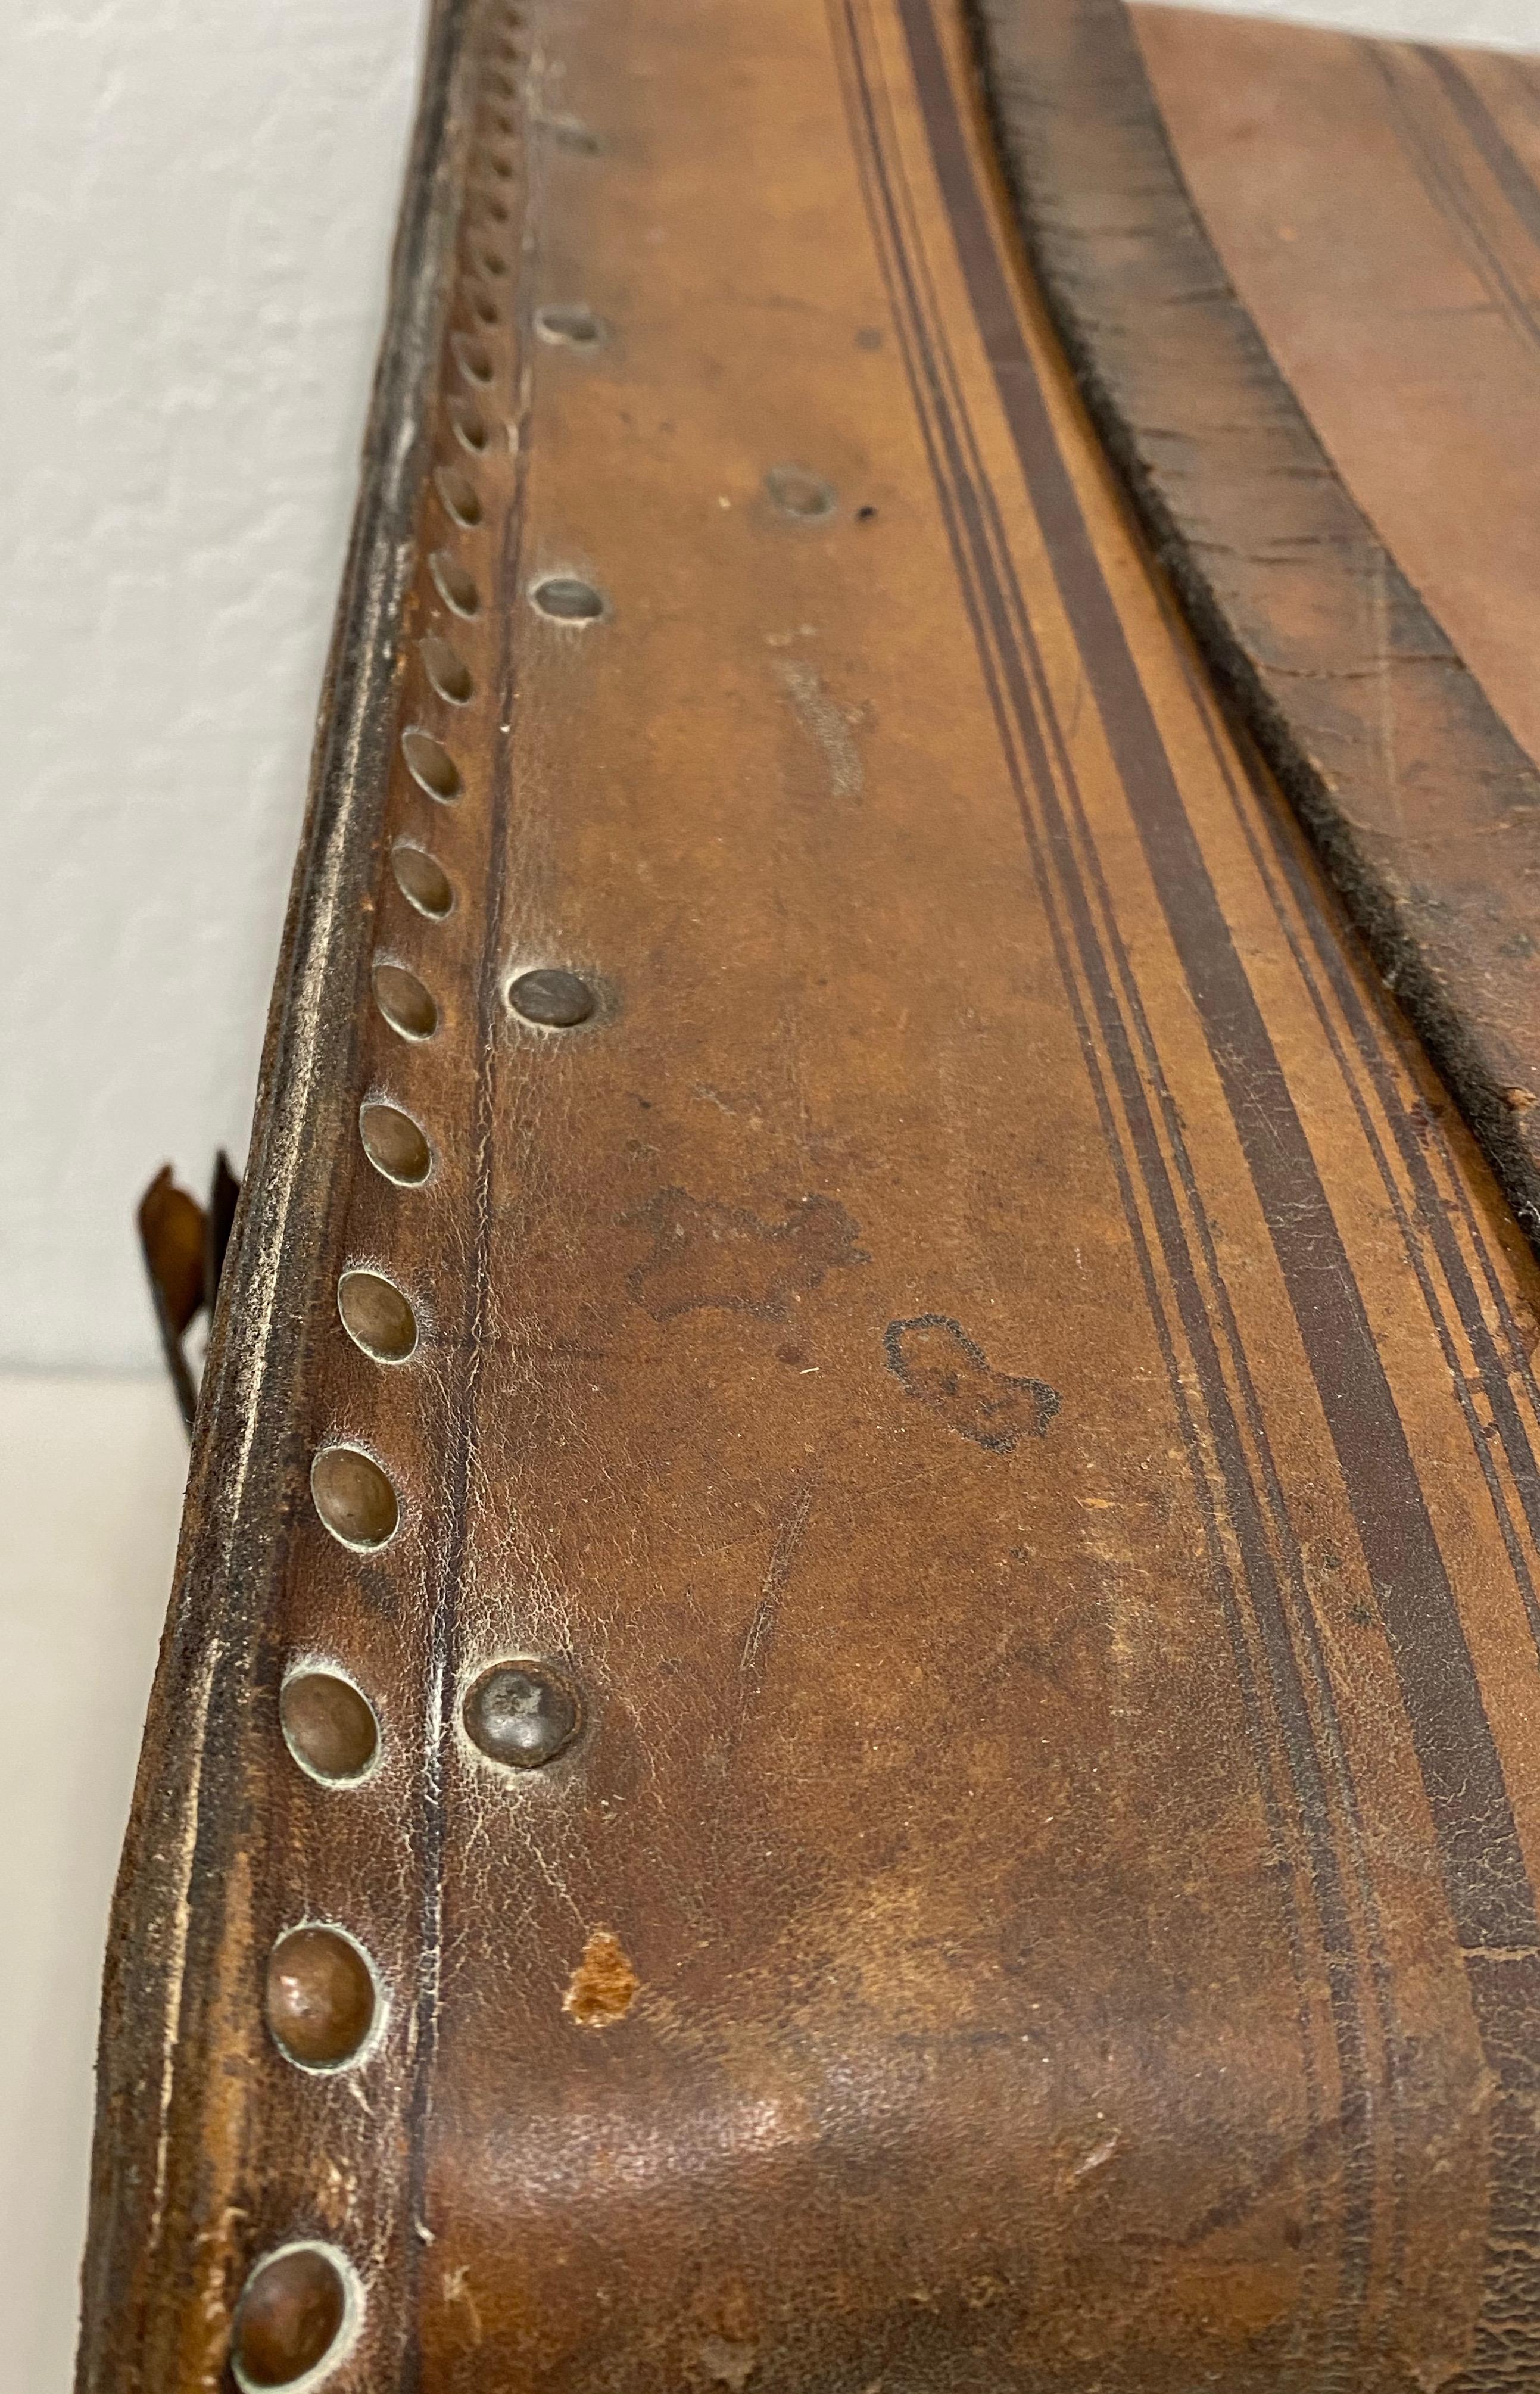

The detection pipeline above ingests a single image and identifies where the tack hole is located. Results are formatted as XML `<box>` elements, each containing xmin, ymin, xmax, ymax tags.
<box><xmin>280</xmin><ymin>1670</ymin><xmax>380</xmax><ymax>1784</ymax></box>
<box><xmin>530</xmin><ymin>575</ymin><xmax>604</xmax><ymax>623</ymax></box>
<box><xmin>429</xmin><ymin>550</ymin><xmax>479</xmax><ymax>617</ymax></box>
<box><xmin>391</xmin><ymin>843</ymin><xmax>454</xmax><ymax>918</ymax></box>
<box><xmin>422</xmin><ymin>635</ymin><xmax>473</xmax><ymax>706</ymax></box>
<box><xmin>373</xmin><ymin>961</ymin><xmax>438</xmax><ymax>1042</ymax></box>
<box><xmin>479</xmin><ymin>248</ymin><xmax>509</xmax><ymax>278</ymax></box>
<box><xmin>311</xmin><ymin>1445</ymin><xmax>399</xmax><ymax>1550</ymax></box>
<box><xmin>466</xmin><ymin>284</ymin><xmax>500</xmax><ymax>326</ymax></box>
<box><xmin>766</xmin><ymin>464</ymin><xmax>837</xmax><ymax>520</ymax></box>
<box><xmin>359</xmin><ymin>1102</ymin><xmax>432</xmax><ymax>1186</ymax></box>
<box><xmin>435</xmin><ymin>463</ymin><xmax>482</xmax><ymax>526</ymax></box>
<box><xmin>401</xmin><ymin>728</ymin><xmax>460</xmax><ymax>803</ymax></box>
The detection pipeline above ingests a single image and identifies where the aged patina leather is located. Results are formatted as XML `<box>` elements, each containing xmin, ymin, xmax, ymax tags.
<box><xmin>974</xmin><ymin>0</ymin><xmax>1540</xmax><ymax>1245</ymax></box>
<box><xmin>79</xmin><ymin>0</ymin><xmax>1540</xmax><ymax>2387</ymax></box>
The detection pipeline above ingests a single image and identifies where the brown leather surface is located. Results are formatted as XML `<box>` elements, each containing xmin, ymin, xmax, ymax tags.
<box><xmin>971</xmin><ymin>0</ymin><xmax>1540</xmax><ymax>1253</ymax></box>
<box><xmin>79</xmin><ymin>0</ymin><xmax>1540</xmax><ymax>2387</ymax></box>
<box><xmin>1134</xmin><ymin>11</ymin><xmax>1540</xmax><ymax>778</ymax></box>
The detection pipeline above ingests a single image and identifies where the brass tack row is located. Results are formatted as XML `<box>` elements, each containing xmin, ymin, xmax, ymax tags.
<box><xmin>232</xmin><ymin>7</ymin><xmax>607</xmax><ymax>2379</ymax></box>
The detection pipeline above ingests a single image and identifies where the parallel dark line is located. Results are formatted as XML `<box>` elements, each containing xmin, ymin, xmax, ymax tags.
<box><xmin>1372</xmin><ymin>45</ymin><xmax>1540</xmax><ymax>366</ymax></box>
<box><xmin>1426</xmin><ymin>51</ymin><xmax>1540</xmax><ymax>261</ymax></box>
<box><xmin>834</xmin><ymin>0</ymin><xmax>1373</xmax><ymax>2359</ymax></box>
<box><xmin>897</xmin><ymin>0</ymin><xmax>1536</xmax><ymax>1960</ymax></box>
<box><xmin>890</xmin><ymin>0</ymin><xmax>1540</xmax><ymax>2373</ymax></box>
<box><xmin>1182</xmin><ymin>654</ymin><xmax>1540</xmax><ymax>1663</ymax></box>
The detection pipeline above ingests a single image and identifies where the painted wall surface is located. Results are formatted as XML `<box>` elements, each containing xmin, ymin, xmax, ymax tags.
<box><xmin>0</xmin><ymin>0</ymin><xmax>1535</xmax><ymax>1373</ymax></box>
<box><xmin>0</xmin><ymin>0</ymin><xmax>427</xmax><ymax>1373</ymax></box>
<box><xmin>1173</xmin><ymin>0</ymin><xmax>1538</xmax><ymax>38</ymax></box>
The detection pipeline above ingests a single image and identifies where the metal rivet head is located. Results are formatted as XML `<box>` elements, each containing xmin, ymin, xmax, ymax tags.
<box><xmin>421</xmin><ymin>634</ymin><xmax>473</xmax><ymax>706</ymax></box>
<box><xmin>539</xmin><ymin>112</ymin><xmax>602</xmax><ymax>153</ymax></box>
<box><xmin>507</xmin><ymin>967</ymin><xmax>595</xmax><ymax>1028</ymax></box>
<box><xmin>266</xmin><ymin>1926</ymin><xmax>378</xmax><ymax>2071</ymax></box>
<box><xmin>435</xmin><ymin>461</ymin><xmax>484</xmax><ymax>526</ymax></box>
<box><xmin>359</xmin><ymin>1102</ymin><xmax>431</xmax><ymax>1186</ymax></box>
<box><xmin>401</xmin><ymin>727</ymin><xmax>460</xmax><ymax>802</ymax></box>
<box><xmin>530</xmin><ymin>574</ymin><xmax>605</xmax><ymax>622</ymax></box>
<box><xmin>311</xmin><ymin>1445</ymin><xmax>399</xmax><ymax>1550</ymax></box>
<box><xmin>452</xmin><ymin>332</ymin><xmax>494</xmax><ymax>387</ymax></box>
<box><xmin>535</xmin><ymin>302</ymin><xmax>604</xmax><ymax>347</ymax></box>
<box><xmin>373</xmin><ymin>962</ymin><xmax>437</xmax><ymax>1042</ymax></box>
<box><xmin>429</xmin><ymin>550</ymin><xmax>480</xmax><ymax>617</ymax></box>
<box><xmin>338</xmin><ymin>1268</ymin><xmax>418</xmax><ymax>1363</ymax></box>
<box><xmin>464</xmin><ymin>1662</ymin><xmax>582</xmax><ymax>1769</ymax></box>
<box><xmin>448</xmin><ymin>397</ymin><xmax>488</xmax><ymax>453</ymax></box>
<box><xmin>280</xmin><ymin>1671</ymin><xmax>379</xmax><ymax>1784</ymax></box>
<box><xmin>765</xmin><ymin>463</ymin><xmax>837</xmax><ymax>519</ymax></box>
<box><xmin>231</xmin><ymin>2245</ymin><xmax>352</xmax><ymax>2390</ymax></box>
<box><xmin>391</xmin><ymin>843</ymin><xmax>454</xmax><ymax>919</ymax></box>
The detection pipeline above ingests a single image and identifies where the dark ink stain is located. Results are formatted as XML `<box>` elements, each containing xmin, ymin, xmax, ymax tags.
<box><xmin>884</xmin><ymin>1316</ymin><xmax>1059</xmax><ymax>1453</ymax></box>
<box><xmin>626</xmin><ymin>1189</ymin><xmax>868</xmax><ymax>1322</ymax></box>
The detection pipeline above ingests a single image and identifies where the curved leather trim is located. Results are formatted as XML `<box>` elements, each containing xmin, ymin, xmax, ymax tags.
<box><xmin>969</xmin><ymin>0</ymin><xmax>1540</xmax><ymax>1241</ymax></box>
<box><xmin>74</xmin><ymin>2</ymin><xmax>476</xmax><ymax>2379</ymax></box>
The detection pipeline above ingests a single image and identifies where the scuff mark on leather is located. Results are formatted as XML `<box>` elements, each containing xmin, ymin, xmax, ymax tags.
<box><xmin>699</xmin><ymin>2336</ymin><xmax>760</xmax><ymax>2390</ymax></box>
<box><xmin>884</xmin><ymin>1316</ymin><xmax>1059</xmax><ymax>1452</ymax></box>
<box><xmin>563</xmin><ymin>1928</ymin><xmax>641</xmax><ymax>2027</ymax></box>
<box><xmin>625</xmin><ymin>1189</ymin><xmax>868</xmax><ymax>1321</ymax></box>
<box><xmin>776</xmin><ymin>659</ymin><xmax>865</xmax><ymax>799</ymax></box>
<box><xmin>740</xmin><ymin>1474</ymin><xmax>819</xmax><ymax>1693</ymax></box>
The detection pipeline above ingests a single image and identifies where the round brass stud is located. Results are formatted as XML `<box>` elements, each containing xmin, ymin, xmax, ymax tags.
<box><xmin>421</xmin><ymin>634</ymin><xmax>473</xmax><ymax>706</ymax></box>
<box><xmin>359</xmin><ymin>1102</ymin><xmax>431</xmax><ymax>1186</ymax></box>
<box><xmin>535</xmin><ymin>302</ymin><xmax>604</xmax><ymax>347</ymax></box>
<box><xmin>435</xmin><ymin>461</ymin><xmax>483</xmax><ymax>526</ymax></box>
<box><xmin>231</xmin><ymin>2244</ymin><xmax>355</xmax><ymax>2390</ymax></box>
<box><xmin>391</xmin><ymin>843</ymin><xmax>454</xmax><ymax>919</ymax></box>
<box><xmin>448</xmin><ymin>397</ymin><xmax>488</xmax><ymax>453</ymax></box>
<box><xmin>429</xmin><ymin>550</ymin><xmax>480</xmax><ymax>618</ymax></box>
<box><xmin>280</xmin><ymin>1670</ymin><xmax>380</xmax><ymax>1785</ymax></box>
<box><xmin>266</xmin><ymin>1925</ymin><xmax>379</xmax><ymax>2072</ymax></box>
<box><xmin>338</xmin><ymin>1268</ymin><xmax>418</xmax><ymax>1363</ymax></box>
<box><xmin>452</xmin><ymin>332</ymin><xmax>494</xmax><ymax>387</ymax></box>
<box><xmin>463</xmin><ymin>1661</ymin><xmax>582</xmax><ymax>1769</ymax></box>
<box><xmin>311</xmin><ymin>1445</ymin><xmax>399</xmax><ymax>1551</ymax></box>
<box><xmin>373</xmin><ymin>962</ymin><xmax>438</xmax><ymax>1042</ymax></box>
<box><xmin>401</xmin><ymin>727</ymin><xmax>460</xmax><ymax>803</ymax></box>
<box><xmin>529</xmin><ymin>573</ymin><xmax>605</xmax><ymax>622</ymax></box>
<box><xmin>507</xmin><ymin>967</ymin><xmax>596</xmax><ymax>1028</ymax></box>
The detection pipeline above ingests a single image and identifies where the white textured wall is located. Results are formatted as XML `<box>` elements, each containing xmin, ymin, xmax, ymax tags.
<box><xmin>0</xmin><ymin>0</ymin><xmax>426</xmax><ymax>1373</ymax></box>
<box><xmin>1168</xmin><ymin>0</ymin><xmax>1540</xmax><ymax>42</ymax></box>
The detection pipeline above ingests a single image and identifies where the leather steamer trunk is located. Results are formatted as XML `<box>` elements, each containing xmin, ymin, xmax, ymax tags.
<box><xmin>77</xmin><ymin>0</ymin><xmax>1540</xmax><ymax>2388</ymax></box>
